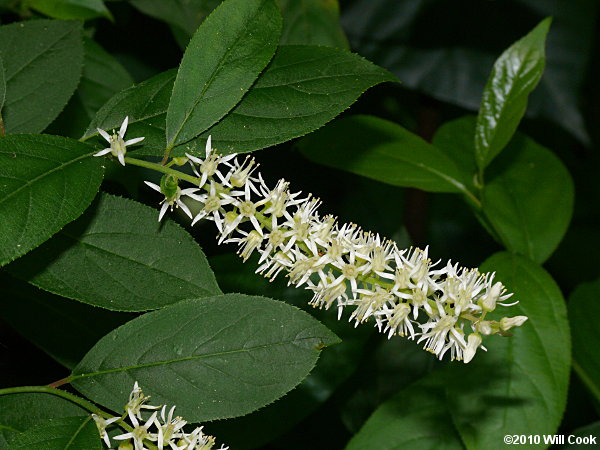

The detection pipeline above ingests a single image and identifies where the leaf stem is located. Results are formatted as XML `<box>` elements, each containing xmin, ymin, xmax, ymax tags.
<box><xmin>0</xmin><ymin>386</ymin><xmax>109</xmax><ymax>418</ymax></box>
<box><xmin>125</xmin><ymin>156</ymin><xmax>200</xmax><ymax>185</ymax></box>
<box><xmin>48</xmin><ymin>376</ymin><xmax>73</xmax><ymax>388</ymax></box>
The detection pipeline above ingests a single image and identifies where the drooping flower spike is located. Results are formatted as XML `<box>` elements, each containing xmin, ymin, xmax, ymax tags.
<box><xmin>93</xmin><ymin>116</ymin><xmax>145</xmax><ymax>166</ymax></box>
<box><xmin>143</xmin><ymin>135</ymin><xmax>528</xmax><ymax>364</ymax></box>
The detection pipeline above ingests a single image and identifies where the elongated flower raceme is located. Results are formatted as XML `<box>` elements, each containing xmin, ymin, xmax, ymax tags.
<box><xmin>94</xmin><ymin>125</ymin><xmax>527</xmax><ymax>363</ymax></box>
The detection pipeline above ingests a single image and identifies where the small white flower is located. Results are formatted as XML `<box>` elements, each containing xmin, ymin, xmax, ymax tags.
<box><xmin>124</xmin><ymin>381</ymin><xmax>160</xmax><ymax>421</ymax></box>
<box><xmin>92</xmin><ymin>414</ymin><xmax>120</xmax><ymax>447</ymax></box>
<box><xmin>113</xmin><ymin>411</ymin><xmax>158</xmax><ymax>450</ymax></box>
<box><xmin>144</xmin><ymin>181</ymin><xmax>202</xmax><ymax>221</ymax></box>
<box><xmin>93</xmin><ymin>116</ymin><xmax>145</xmax><ymax>166</ymax></box>
<box><xmin>186</xmin><ymin>136</ymin><xmax>236</xmax><ymax>187</ymax></box>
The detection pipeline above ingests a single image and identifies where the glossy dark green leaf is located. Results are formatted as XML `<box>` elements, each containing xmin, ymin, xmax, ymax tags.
<box><xmin>277</xmin><ymin>0</ymin><xmax>348</xmax><ymax>48</ymax></box>
<box><xmin>166</xmin><ymin>0</ymin><xmax>282</xmax><ymax>148</ymax></box>
<box><xmin>341</xmin><ymin>1</ymin><xmax>592</xmax><ymax>144</ymax></box>
<box><xmin>482</xmin><ymin>133</ymin><xmax>573</xmax><ymax>263</ymax></box>
<box><xmin>0</xmin><ymin>393</ymin><xmax>87</xmax><ymax>446</ymax></box>
<box><xmin>8</xmin><ymin>416</ymin><xmax>100</xmax><ymax>450</ymax></box>
<box><xmin>569</xmin><ymin>279</ymin><xmax>600</xmax><ymax>402</ymax></box>
<box><xmin>82</xmin><ymin>69</ymin><xmax>175</xmax><ymax>155</ymax></box>
<box><xmin>475</xmin><ymin>18</ymin><xmax>551</xmax><ymax>170</ymax></box>
<box><xmin>0</xmin><ymin>20</ymin><xmax>83</xmax><ymax>134</ymax></box>
<box><xmin>298</xmin><ymin>115</ymin><xmax>470</xmax><ymax>194</ymax></box>
<box><xmin>449</xmin><ymin>252</ymin><xmax>570</xmax><ymax>448</ymax></box>
<box><xmin>0</xmin><ymin>135</ymin><xmax>104</xmax><ymax>267</ymax></box>
<box><xmin>0</xmin><ymin>272</ymin><xmax>133</xmax><ymax>368</ymax></box>
<box><xmin>26</xmin><ymin>0</ymin><xmax>112</xmax><ymax>20</ymax></box>
<box><xmin>7</xmin><ymin>193</ymin><xmax>221</xmax><ymax>311</ymax></box>
<box><xmin>71</xmin><ymin>294</ymin><xmax>339</xmax><ymax>422</ymax></box>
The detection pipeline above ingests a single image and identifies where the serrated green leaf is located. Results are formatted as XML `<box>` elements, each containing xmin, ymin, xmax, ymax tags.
<box><xmin>85</xmin><ymin>46</ymin><xmax>395</xmax><ymax>157</ymax></box>
<box><xmin>0</xmin><ymin>20</ymin><xmax>84</xmax><ymax>134</ymax></box>
<box><xmin>179</xmin><ymin>46</ymin><xmax>397</xmax><ymax>156</ymax></box>
<box><xmin>82</xmin><ymin>69</ymin><xmax>175</xmax><ymax>154</ymax></box>
<box><xmin>298</xmin><ymin>115</ymin><xmax>470</xmax><ymax>194</ymax></box>
<box><xmin>482</xmin><ymin>133</ymin><xmax>573</xmax><ymax>263</ymax></box>
<box><xmin>26</xmin><ymin>0</ymin><xmax>112</xmax><ymax>20</ymax></box>
<box><xmin>277</xmin><ymin>0</ymin><xmax>348</xmax><ymax>48</ymax></box>
<box><xmin>569</xmin><ymin>279</ymin><xmax>600</xmax><ymax>403</ymax></box>
<box><xmin>7</xmin><ymin>193</ymin><xmax>221</xmax><ymax>311</ymax></box>
<box><xmin>0</xmin><ymin>135</ymin><xmax>104</xmax><ymax>267</ymax></box>
<box><xmin>71</xmin><ymin>294</ymin><xmax>339</xmax><ymax>422</ymax></box>
<box><xmin>0</xmin><ymin>272</ymin><xmax>133</xmax><ymax>368</ymax></box>
<box><xmin>166</xmin><ymin>0</ymin><xmax>282</xmax><ymax>148</ymax></box>
<box><xmin>0</xmin><ymin>393</ymin><xmax>87</xmax><ymax>446</ymax></box>
<box><xmin>475</xmin><ymin>17</ymin><xmax>551</xmax><ymax>170</ymax></box>
<box><xmin>7</xmin><ymin>416</ymin><xmax>100</xmax><ymax>450</ymax></box>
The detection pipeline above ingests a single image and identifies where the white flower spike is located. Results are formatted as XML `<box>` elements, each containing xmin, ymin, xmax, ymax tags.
<box><xmin>93</xmin><ymin>116</ymin><xmax>145</xmax><ymax>166</ymax></box>
<box><xmin>144</xmin><ymin>135</ymin><xmax>527</xmax><ymax>364</ymax></box>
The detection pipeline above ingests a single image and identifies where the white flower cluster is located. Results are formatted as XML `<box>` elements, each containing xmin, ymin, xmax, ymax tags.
<box><xmin>92</xmin><ymin>382</ymin><xmax>227</xmax><ymax>450</ymax></box>
<box><xmin>141</xmin><ymin>136</ymin><xmax>527</xmax><ymax>364</ymax></box>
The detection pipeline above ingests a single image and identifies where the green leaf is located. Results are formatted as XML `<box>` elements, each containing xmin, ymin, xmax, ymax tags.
<box><xmin>166</xmin><ymin>0</ymin><xmax>282</xmax><ymax>148</ymax></box>
<box><xmin>0</xmin><ymin>20</ymin><xmax>84</xmax><ymax>134</ymax></box>
<box><xmin>298</xmin><ymin>115</ymin><xmax>470</xmax><ymax>194</ymax></box>
<box><xmin>82</xmin><ymin>69</ymin><xmax>175</xmax><ymax>154</ymax></box>
<box><xmin>0</xmin><ymin>135</ymin><xmax>104</xmax><ymax>268</ymax></box>
<box><xmin>7</xmin><ymin>193</ymin><xmax>221</xmax><ymax>311</ymax></box>
<box><xmin>26</xmin><ymin>0</ymin><xmax>112</xmax><ymax>20</ymax></box>
<box><xmin>0</xmin><ymin>272</ymin><xmax>133</xmax><ymax>368</ymax></box>
<box><xmin>475</xmin><ymin>18</ymin><xmax>551</xmax><ymax>170</ymax></box>
<box><xmin>0</xmin><ymin>393</ymin><xmax>87</xmax><ymax>446</ymax></box>
<box><xmin>432</xmin><ymin>115</ymin><xmax>478</xmax><ymax>192</ymax></box>
<box><xmin>48</xmin><ymin>38</ymin><xmax>134</xmax><ymax>138</ymax></box>
<box><xmin>277</xmin><ymin>0</ymin><xmax>348</xmax><ymax>48</ymax></box>
<box><xmin>569</xmin><ymin>279</ymin><xmax>600</xmax><ymax>402</ymax></box>
<box><xmin>183</xmin><ymin>46</ymin><xmax>397</xmax><ymax>156</ymax></box>
<box><xmin>7</xmin><ymin>416</ymin><xmax>100</xmax><ymax>450</ymax></box>
<box><xmin>482</xmin><ymin>133</ymin><xmax>573</xmax><ymax>263</ymax></box>
<box><xmin>450</xmin><ymin>252</ymin><xmax>570</xmax><ymax>448</ymax></box>
<box><xmin>346</xmin><ymin>379</ymin><xmax>464</xmax><ymax>450</ymax></box>
<box><xmin>71</xmin><ymin>294</ymin><xmax>339</xmax><ymax>422</ymax></box>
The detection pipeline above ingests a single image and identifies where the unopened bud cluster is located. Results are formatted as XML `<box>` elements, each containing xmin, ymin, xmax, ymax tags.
<box><xmin>142</xmin><ymin>137</ymin><xmax>527</xmax><ymax>363</ymax></box>
<box><xmin>92</xmin><ymin>381</ymin><xmax>227</xmax><ymax>450</ymax></box>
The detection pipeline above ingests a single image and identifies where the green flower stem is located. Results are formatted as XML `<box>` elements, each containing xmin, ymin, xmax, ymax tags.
<box><xmin>125</xmin><ymin>156</ymin><xmax>200</xmax><ymax>185</ymax></box>
<box><xmin>0</xmin><ymin>385</ymin><xmax>112</xmax><ymax>419</ymax></box>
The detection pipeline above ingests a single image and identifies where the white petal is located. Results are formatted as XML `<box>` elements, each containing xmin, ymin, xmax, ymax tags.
<box><xmin>119</xmin><ymin>116</ymin><xmax>129</xmax><ymax>138</ymax></box>
<box><xmin>117</xmin><ymin>152</ymin><xmax>126</xmax><ymax>166</ymax></box>
<box><xmin>97</xmin><ymin>128</ymin><xmax>111</xmax><ymax>143</ymax></box>
<box><xmin>93</xmin><ymin>148</ymin><xmax>112</xmax><ymax>157</ymax></box>
<box><xmin>158</xmin><ymin>203</ymin><xmax>169</xmax><ymax>221</ymax></box>
<box><xmin>125</xmin><ymin>136</ymin><xmax>145</xmax><ymax>146</ymax></box>
<box><xmin>144</xmin><ymin>181</ymin><xmax>162</xmax><ymax>193</ymax></box>
<box><xmin>205</xmin><ymin>135</ymin><xmax>212</xmax><ymax>156</ymax></box>
<box><xmin>178</xmin><ymin>200</ymin><xmax>193</xmax><ymax>219</ymax></box>
<box><xmin>185</xmin><ymin>152</ymin><xmax>203</xmax><ymax>165</ymax></box>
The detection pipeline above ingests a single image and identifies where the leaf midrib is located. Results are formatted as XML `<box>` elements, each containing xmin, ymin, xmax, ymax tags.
<box><xmin>72</xmin><ymin>335</ymin><xmax>321</xmax><ymax>379</ymax></box>
<box><xmin>0</xmin><ymin>151</ymin><xmax>93</xmax><ymax>207</ymax></box>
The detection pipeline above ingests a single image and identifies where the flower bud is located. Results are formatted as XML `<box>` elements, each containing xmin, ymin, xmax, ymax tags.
<box><xmin>463</xmin><ymin>333</ymin><xmax>482</xmax><ymax>363</ymax></box>
<box><xmin>500</xmin><ymin>315</ymin><xmax>528</xmax><ymax>331</ymax></box>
